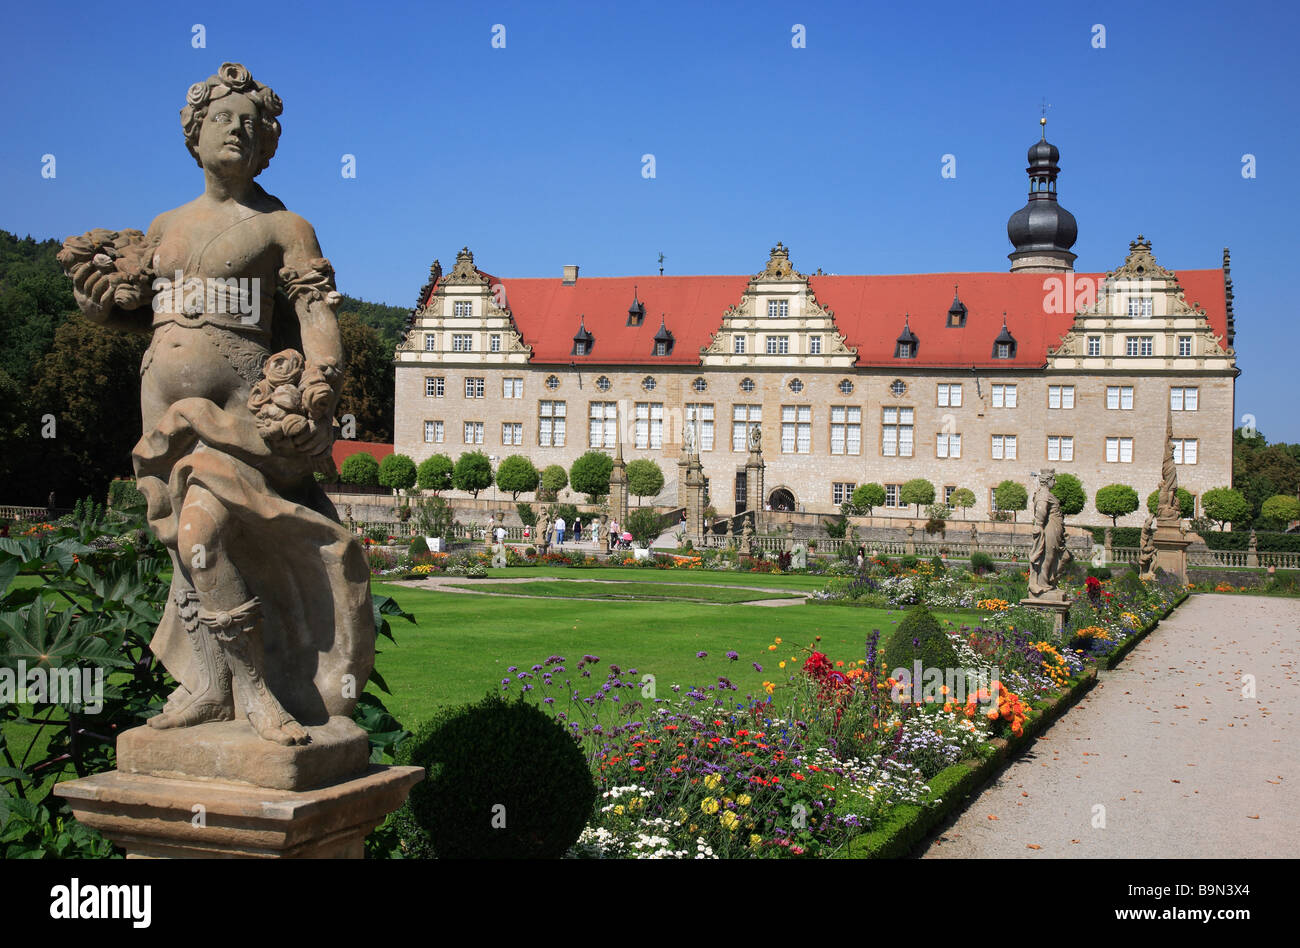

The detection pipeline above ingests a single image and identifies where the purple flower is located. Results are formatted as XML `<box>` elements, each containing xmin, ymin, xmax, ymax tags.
<box><xmin>583</xmin><ymin>654</ymin><xmax>600</xmax><ymax>664</ymax></box>
<box><xmin>543</xmin><ymin>697</ymin><xmax>555</xmax><ymax>705</ymax></box>
<box><xmin>609</xmin><ymin>664</ymin><xmax>622</xmax><ymax>675</ymax></box>
<box><xmin>726</xmin><ymin>650</ymin><xmax>739</xmax><ymax>661</ymax></box>
<box><xmin>507</xmin><ymin>666</ymin><xmax>518</xmax><ymax>673</ymax></box>
<box><xmin>752</xmin><ymin>662</ymin><xmax>763</xmax><ymax>672</ymax></box>
<box><xmin>697</xmin><ymin>651</ymin><xmax>708</xmax><ymax>659</ymax></box>
<box><xmin>531</xmin><ymin>664</ymin><xmax>543</xmax><ymax>673</ymax></box>
<box><xmin>516</xmin><ymin>672</ymin><xmax>529</xmax><ymax>680</ymax></box>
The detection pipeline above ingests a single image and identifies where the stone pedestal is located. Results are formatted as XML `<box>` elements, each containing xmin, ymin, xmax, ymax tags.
<box><xmin>677</xmin><ymin>456</ymin><xmax>689</xmax><ymax>510</ymax></box>
<box><xmin>55</xmin><ymin>765</ymin><xmax>423</xmax><ymax>859</ymax></box>
<box><xmin>1153</xmin><ymin>522</ymin><xmax>1191</xmax><ymax>583</ymax></box>
<box><xmin>1019</xmin><ymin>596</ymin><xmax>1072</xmax><ymax>640</ymax></box>
<box><xmin>745</xmin><ymin>453</ymin><xmax>765</xmax><ymax>530</ymax></box>
<box><xmin>684</xmin><ymin>455</ymin><xmax>706</xmax><ymax>541</ymax></box>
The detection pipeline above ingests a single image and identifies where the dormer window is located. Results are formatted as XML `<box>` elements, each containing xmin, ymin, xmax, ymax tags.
<box><xmin>652</xmin><ymin>316</ymin><xmax>674</xmax><ymax>356</ymax></box>
<box><xmin>895</xmin><ymin>316</ymin><xmax>918</xmax><ymax>359</ymax></box>
<box><xmin>947</xmin><ymin>288</ymin><xmax>968</xmax><ymax>328</ymax></box>
<box><xmin>571</xmin><ymin>315</ymin><xmax>593</xmax><ymax>356</ymax></box>
<box><xmin>453</xmin><ymin>300</ymin><xmax>473</xmax><ymax>317</ymax></box>
<box><xmin>767</xmin><ymin>299</ymin><xmax>789</xmax><ymax>318</ymax></box>
<box><xmin>627</xmin><ymin>287</ymin><xmax>646</xmax><ymax>327</ymax></box>
<box><xmin>1127</xmin><ymin>296</ymin><xmax>1153</xmax><ymax>318</ymax></box>
<box><xmin>992</xmin><ymin>317</ymin><xmax>1017</xmax><ymax>359</ymax></box>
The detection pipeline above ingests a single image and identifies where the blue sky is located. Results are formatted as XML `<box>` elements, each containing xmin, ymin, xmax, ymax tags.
<box><xmin>3</xmin><ymin>0</ymin><xmax>1297</xmax><ymax>440</ymax></box>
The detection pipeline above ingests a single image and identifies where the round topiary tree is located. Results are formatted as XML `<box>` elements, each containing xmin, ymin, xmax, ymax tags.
<box><xmin>452</xmin><ymin>451</ymin><xmax>494</xmax><ymax>499</ymax></box>
<box><xmin>495</xmin><ymin>455</ymin><xmax>540</xmax><ymax>501</ymax></box>
<box><xmin>900</xmin><ymin>478</ymin><xmax>936</xmax><ymax>517</ymax></box>
<box><xmin>378</xmin><ymin>453</ymin><xmax>418</xmax><ymax>491</ymax></box>
<box><xmin>1095</xmin><ymin>483</ymin><xmax>1139</xmax><ymax>527</ymax></box>
<box><xmin>879</xmin><ymin>606</ymin><xmax>960</xmax><ymax>681</ymax></box>
<box><xmin>1050</xmin><ymin>473</ymin><xmax>1087</xmax><ymax>516</ymax></box>
<box><xmin>417</xmin><ymin>454</ymin><xmax>454</xmax><ymax>493</ymax></box>
<box><xmin>626</xmin><ymin>458</ymin><xmax>665</xmax><ymax>506</ymax></box>
<box><xmin>993</xmin><ymin>480</ymin><xmax>1028</xmax><ymax>523</ymax></box>
<box><xmin>1145</xmin><ymin>486</ymin><xmax>1194</xmax><ymax>518</ymax></box>
<box><xmin>1201</xmin><ymin>487</ymin><xmax>1250</xmax><ymax>528</ymax></box>
<box><xmin>540</xmin><ymin>464</ymin><xmax>568</xmax><ymax>501</ymax></box>
<box><xmin>339</xmin><ymin>451</ymin><xmax>380</xmax><ymax>487</ymax></box>
<box><xmin>569</xmin><ymin>451</ymin><xmax>614</xmax><ymax>504</ymax></box>
<box><xmin>399</xmin><ymin>692</ymin><xmax>596</xmax><ymax>859</ymax></box>
<box><xmin>950</xmin><ymin>487</ymin><xmax>976</xmax><ymax>519</ymax></box>
<box><xmin>1261</xmin><ymin>494</ymin><xmax>1300</xmax><ymax>525</ymax></box>
<box><xmin>851</xmin><ymin>482</ymin><xmax>886</xmax><ymax>516</ymax></box>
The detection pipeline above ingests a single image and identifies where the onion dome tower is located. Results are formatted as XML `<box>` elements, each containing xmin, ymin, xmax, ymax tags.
<box><xmin>1007</xmin><ymin>117</ymin><xmax>1078</xmax><ymax>273</ymax></box>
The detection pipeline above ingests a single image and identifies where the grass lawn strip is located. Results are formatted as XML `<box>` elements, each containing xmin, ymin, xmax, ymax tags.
<box><xmin>443</xmin><ymin>580</ymin><xmax>804</xmax><ymax>604</ymax></box>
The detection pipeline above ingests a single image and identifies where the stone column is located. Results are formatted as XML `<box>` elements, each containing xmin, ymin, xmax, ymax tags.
<box><xmin>1104</xmin><ymin>526</ymin><xmax>1113</xmax><ymax>565</ymax></box>
<box><xmin>677</xmin><ymin>455</ymin><xmax>689</xmax><ymax>510</ymax></box>
<box><xmin>905</xmin><ymin>523</ymin><xmax>916</xmax><ymax>556</ymax></box>
<box><xmin>609</xmin><ymin>439</ymin><xmax>629</xmax><ymax>527</ymax></box>
<box><xmin>684</xmin><ymin>454</ymin><xmax>707</xmax><ymax>541</ymax></box>
<box><xmin>746</xmin><ymin>455</ymin><xmax>765</xmax><ymax>530</ymax></box>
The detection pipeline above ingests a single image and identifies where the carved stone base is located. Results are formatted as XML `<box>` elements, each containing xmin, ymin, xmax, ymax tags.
<box><xmin>117</xmin><ymin>716</ymin><xmax>370</xmax><ymax>792</ymax></box>
<box><xmin>1019</xmin><ymin>596</ymin><xmax>1073</xmax><ymax>639</ymax></box>
<box><xmin>1153</xmin><ymin>523</ymin><xmax>1192</xmax><ymax>584</ymax></box>
<box><xmin>54</xmin><ymin>765</ymin><xmax>423</xmax><ymax>859</ymax></box>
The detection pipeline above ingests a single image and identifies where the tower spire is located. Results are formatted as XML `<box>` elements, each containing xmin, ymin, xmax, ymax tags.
<box><xmin>1007</xmin><ymin>117</ymin><xmax>1078</xmax><ymax>273</ymax></box>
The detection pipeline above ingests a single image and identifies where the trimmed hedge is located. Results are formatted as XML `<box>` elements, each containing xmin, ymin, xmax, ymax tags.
<box><xmin>106</xmin><ymin>477</ymin><xmax>145</xmax><ymax>510</ymax></box>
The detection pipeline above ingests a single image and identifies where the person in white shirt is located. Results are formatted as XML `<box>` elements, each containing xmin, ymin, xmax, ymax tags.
<box><xmin>555</xmin><ymin>516</ymin><xmax>566</xmax><ymax>545</ymax></box>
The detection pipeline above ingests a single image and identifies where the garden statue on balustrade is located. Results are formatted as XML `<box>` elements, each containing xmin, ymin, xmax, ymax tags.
<box><xmin>1138</xmin><ymin>514</ymin><xmax>1157</xmax><ymax>580</ymax></box>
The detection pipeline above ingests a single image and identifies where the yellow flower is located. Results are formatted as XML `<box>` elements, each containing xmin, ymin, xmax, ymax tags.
<box><xmin>736</xmin><ymin>793</ymin><xmax>752</xmax><ymax>806</ymax></box>
<box><xmin>703</xmin><ymin>773</ymin><xmax>721</xmax><ymax>790</ymax></box>
<box><xmin>750</xmin><ymin>833</ymin><xmax>762</xmax><ymax>848</ymax></box>
<box><xmin>720</xmin><ymin>810</ymin><xmax>739</xmax><ymax>831</ymax></box>
<box><xmin>701</xmin><ymin>797</ymin><xmax>720</xmax><ymax>815</ymax></box>
<box><xmin>612</xmin><ymin>804</ymin><xmax>624</xmax><ymax>815</ymax></box>
<box><xmin>779</xmin><ymin>661</ymin><xmax>786</xmax><ymax>669</ymax></box>
<box><xmin>774</xmin><ymin>637</ymin><xmax>782</xmax><ymax>645</ymax></box>
<box><xmin>762</xmin><ymin>681</ymin><xmax>775</xmax><ymax>695</ymax></box>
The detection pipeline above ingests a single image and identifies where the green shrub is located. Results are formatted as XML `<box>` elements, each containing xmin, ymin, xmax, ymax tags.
<box><xmin>879</xmin><ymin>606</ymin><xmax>959</xmax><ymax>676</ymax></box>
<box><xmin>823</xmin><ymin>515</ymin><xmax>848</xmax><ymax>539</ymax></box>
<box><xmin>400</xmin><ymin>693</ymin><xmax>595</xmax><ymax>859</ymax></box>
<box><xmin>900</xmin><ymin>554</ymin><xmax>919</xmax><ymax>570</ymax></box>
<box><xmin>378</xmin><ymin>453</ymin><xmax>418</xmax><ymax>491</ymax></box>
<box><xmin>1086</xmin><ymin>565</ymin><xmax>1112</xmax><ymax>580</ymax></box>
<box><xmin>340</xmin><ymin>452</ymin><xmax>380</xmax><ymax>486</ymax></box>
<box><xmin>626</xmin><ymin>507</ymin><xmax>662</xmax><ymax>548</ymax></box>
<box><xmin>106</xmin><ymin>477</ymin><xmax>145</xmax><ymax>511</ymax></box>
<box><xmin>929</xmin><ymin>555</ymin><xmax>945</xmax><ymax>573</ymax></box>
<box><xmin>969</xmin><ymin>551</ymin><xmax>994</xmax><ymax>574</ymax></box>
<box><xmin>409</xmin><ymin>535</ymin><xmax>429</xmax><ymax>558</ymax></box>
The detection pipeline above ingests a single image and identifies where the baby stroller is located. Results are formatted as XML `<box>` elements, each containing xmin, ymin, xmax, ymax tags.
<box><xmin>614</xmin><ymin>531</ymin><xmax>633</xmax><ymax>551</ymax></box>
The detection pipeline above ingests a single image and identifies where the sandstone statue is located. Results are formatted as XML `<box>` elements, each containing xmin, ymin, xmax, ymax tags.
<box><xmin>1027</xmin><ymin>470</ymin><xmax>1067</xmax><ymax>599</ymax></box>
<box><xmin>1138</xmin><ymin>514</ymin><xmax>1157</xmax><ymax>579</ymax></box>
<box><xmin>1157</xmin><ymin>406</ymin><xmax>1181</xmax><ymax>522</ymax></box>
<box><xmin>747</xmin><ymin>423</ymin><xmax>762</xmax><ymax>454</ymax></box>
<box><xmin>58</xmin><ymin>63</ymin><xmax>372</xmax><ymax>747</ymax></box>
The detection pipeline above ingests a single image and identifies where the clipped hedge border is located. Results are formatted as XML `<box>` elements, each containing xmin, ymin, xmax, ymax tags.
<box><xmin>840</xmin><ymin>590</ymin><xmax>1190</xmax><ymax>858</ymax></box>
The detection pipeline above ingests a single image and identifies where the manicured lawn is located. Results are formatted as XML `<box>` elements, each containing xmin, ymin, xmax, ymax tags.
<box><xmin>480</xmin><ymin>567</ymin><xmax>829</xmax><ymax>590</ymax></box>
<box><xmin>370</xmin><ymin>580</ymin><xmax>971</xmax><ymax>729</ymax></box>
<box><xmin>445</xmin><ymin>580</ymin><xmax>803</xmax><ymax>603</ymax></box>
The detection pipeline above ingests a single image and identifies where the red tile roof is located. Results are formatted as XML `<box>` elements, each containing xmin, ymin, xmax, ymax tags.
<box><xmin>427</xmin><ymin>268</ymin><xmax>1228</xmax><ymax>368</ymax></box>
<box><xmin>332</xmin><ymin>440</ymin><xmax>394</xmax><ymax>468</ymax></box>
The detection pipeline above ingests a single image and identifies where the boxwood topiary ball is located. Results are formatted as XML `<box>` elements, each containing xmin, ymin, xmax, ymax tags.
<box><xmin>401</xmin><ymin>692</ymin><xmax>595</xmax><ymax>858</ymax></box>
<box><xmin>879</xmin><ymin>605</ymin><xmax>959</xmax><ymax>676</ymax></box>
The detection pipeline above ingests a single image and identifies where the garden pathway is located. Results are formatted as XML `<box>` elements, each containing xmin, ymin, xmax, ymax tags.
<box><xmin>919</xmin><ymin>594</ymin><xmax>1300</xmax><ymax>858</ymax></box>
<box><xmin>386</xmin><ymin>575</ymin><xmax>811</xmax><ymax>606</ymax></box>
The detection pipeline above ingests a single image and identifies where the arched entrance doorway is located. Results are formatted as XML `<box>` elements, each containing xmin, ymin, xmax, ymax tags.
<box><xmin>768</xmin><ymin>488</ymin><xmax>795</xmax><ymax>512</ymax></box>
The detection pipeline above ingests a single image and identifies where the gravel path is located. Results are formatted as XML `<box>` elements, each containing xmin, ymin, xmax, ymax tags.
<box><xmin>919</xmin><ymin>594</ymin><xmax>1300</xmax><ymax>858</ymax></box>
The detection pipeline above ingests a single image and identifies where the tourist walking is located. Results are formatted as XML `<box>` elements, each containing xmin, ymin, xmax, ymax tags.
<box><xmin>573</xmin><ymin>518</ymin><xmax>582</xmax><ymax>545</ymax></box>
<box><xmin>555</xmin><ymin>515</ymin><xmax>566</xmax><ymax>545</ymax></box>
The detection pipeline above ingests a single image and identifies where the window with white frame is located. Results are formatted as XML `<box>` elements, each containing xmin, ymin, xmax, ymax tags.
<box><xmin>829</xmin><ymin>405</ymin><xmax>861</xmax><ymax>455</ymax></box>
<box><xmin>634</xmin><ymin>402</ymin><xmax>663</xmax><ymax>449</ymax></box>
<box><xmin>1126</xmin><ymin>336</ymin><xmax>1153</xmax><ymax>356</ymax></box>
<box><xmin>453</xmin><ymin>300</ymin><xmax>473</xmax><ymax>317</ymax></box>
<box><xmin>1178</xmin><ymin>335</ymin><xmax>1193</xmax><ymax>357</ymax></box>
<box><xmin>503</xmin><ymin>377</ymin><xmax>523</xmax><ymax>398</ymax></box>
<box><xmin>464</xmin><ymin>377</ymin><xmax>485</xmax><ymax>398</ymax></box>
<box><xmin>1048</xmin><ymin>384</ymin><xmax>1075</xmax><ymax>409</ymax></box>
<box><xmin>424</xmin><ymin>333</ymin><xmax>437</xmax><ymax>351</ymax></box>
<box><xmin>502</xmin><ymin>422</ymin><xmax>523</xmax><ymax>446</ymax></box>
<box><xmin>1170</xmin><ymin>387</ymin><xmax>1199</xmax><ymax>411</ymax></box>
<box><xmin>653</xmin><ymin>340</ymin><xmax>668</xmax><ymax>357</ymax></box>
<box><xmin>991</xmin><ymin>384</ymin><xmax>1017</xmax><ymax>408</ymax></box>
<box><xmin>426</xmin><ymin>376</ymin><xmax>444</xmax><ymax>397</ymax></box>
<box><xmin>424</xmin><ymin>420</ymin><xmax>443</xmax><ymax>443</ymax></box>
<box><xmin>832</xmin><ymin>482</ymin><xmax>856</xmax><ymax>505</ymax></box>
<box><xmin>1087</xmin><ymin>336</ymin><xmax>1102</xmax><ymax>357</ymax></box>
<box><xmin>936</xmin><ymin>431</ymin><xmax>961</xmax><ymax>458</ymax></box>
<box><xmin>1173</xmin><ymin>439</ymin><xmax>1198</xmax><ymax>464</ymax></box>
<box><xmin>733</xmin><ymin>335</ymin><xmax>746</xmax><ymax>354</ymax></box>
<box><xmin>1106</xmin><ymin>385</ymin><xmax>1134</xmax><ymax>410</ymax></box>
<box><xmin>452</xmin><ymin>333</ymin><xmax>473</xmax><ymax>352</ymax></box>
<box><xmin>1105</xmin><ymin>437</ymin><xmax>1133</xmax><ymax>463</ymax></box>
<box><xmin>944</xmin><ymin>485</ymin><xmax>957</xmax><ymax>504</ymax></box>
<box><xmin>489</xmin><ymin>334</ymin><xmax>502</xmax><ymax>352</ymax></box>
<box><xmin>767</xmin><ymin>299</ymin><xmax>789</xmax><ymax>318</ymax></box>
<box><xmin>884</xmin><ymin>483</ymin><xmax>904</xmax><ymax>508</ymax></box>
<box><xmin>732</xmin><ymin>404</ymin><xmax>761</xmax><ymax>451</ymax></box>
<box><xmin>463</xmin><ymin>421</ymin><xmax>484</xmax><ymax>444</ymax></box>
<box><xmin>937</xmin><ymin>383</ymin><xmax>962</xmax><ymax>407</ymax></box>
<box><xmin>809</xmin><ymin>336</ymin><xmax>822</xmax><ymax>355</ymax></box>
<box><xmin>766</xmin><ymin>335</ymin><xmax>790</xmax><ymax>355</ymax></box>
<box><xmin>538</xmin><ymin>401</ymin><xmax>566</xmax><ymax>447</ymax></box>
<box><xmin>1047</xmin><ymin>435</ymin><xmax>1073</xmax><ymax>461</ymax></box>
<box><xmin>994</xmin><ymin>342</ymin><xmax>1011</xmax><ymax>359</ymax></box>
<box><xmin>781</xmin><ymin>405</ymin><xmax>811</xmax><ymax>454</ymax></box>
<box><xmin>1127</xmin><ymin>297</ymin><xmax>1153</xmax><ymax>317</ymax></box>
<box><xmin>882</xmin><ymin>406</ymin><xmax>914</xmax><ymax>457</ymax></box>
<box><xmin>588</xmin><ymin>402</ymin><xmax>617</xmax><ymax>449</ymax></box>
<box><xmin>991</xmin><ymin>434</ymin><xmax>1017</xmax><ymax>460</ymax></box>
<box><xmin>685</xmin><ymin>403</ymin><xmax>715</xmax><ymax>451</ymax></box>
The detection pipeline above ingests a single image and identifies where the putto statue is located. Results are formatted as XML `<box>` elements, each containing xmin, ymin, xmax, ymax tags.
<box><xmin>57</xmin><ymin>63</ymin><xmax>372</xmax><ymax>747</ymax></box>
<box><xmin>1027</xmin><ymin>469</ymin><xmax>1067</xmax><ymax>599</ymax></box>
<box><xmin>1138</xmin><ymin>514</ymin><xmax>1157</xmax><ymax>579</ymax></box>
<box><xmin>1157</xmin><ymin>406</ymin><xmax>1181</xmax><ymax>522</ymax></box>
<box><xmin>747</xmin><ymin>423</ymin><xmax>762</xmax><ymax>454</ymax></box>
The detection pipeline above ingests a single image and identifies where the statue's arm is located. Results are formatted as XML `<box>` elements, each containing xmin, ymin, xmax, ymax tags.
<box><xmin>64</xmin><ymin>214</ymin><xmax>167</xmax><ymax>335</ymax></box>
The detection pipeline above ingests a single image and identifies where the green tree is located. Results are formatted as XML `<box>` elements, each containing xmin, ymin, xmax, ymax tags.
<box><xmin>540</xmin><ymin>464</ymin><xmax>568</xmax><ymax>501</ymax></box>
<box><xmin>1260</xmin><ymin>494</ymin><xmax>1300</xmax><ymax>525</ymax></box>
<box><xmin>496</xmin><ymin>455</ymin><xmax>540</xmax><ymax>501</ymax></box>
<box><xmin>1051</xmin><ymin>473</ymin><xmax>1087</xmax><ymax>516</ymax></box>
<box><xmin>900</xmin><ymin>478</ymin><xmax>935</xmax><ymax>517</ymax></box>
<box><xmin>569</xmin><ymin>451</ymin><xmax>614</xmax><ymax>504</ymax></box>
<box><xmin>336</xmin><ymin>311</ymin><xmax>394</xmax><ymax>442</ymax></box>
<box><xmin>515</xmin><ymin>501</ymin><xmax>538</xmax><ymax>527</ymax></box>
<box><xmin>452</xmin><ymin>451</ymin><xmax>494</xmax><ymax>499</ymax></box>
<box><xmin>1095</xmin><ymin>483</ymin><xmax>1139</xmax><ymax>527</ymax></box>
<box><xmin>339</xmin><ymin>452</ymin><xmax>380</xmax><ymax>486</ymax></box>
<box><xmin>417</xmin><ymin>454</ymin><xmax>454</xmax><ymax>493</ymax></box>
<box><xmin>378</xmin><ymin>453</ymin><xmax>417</xmax><ymax>491</ymax></box>
<box><xmin>1201</xmin><ymin>486</ymin><xmax>1250</xmax><ymax>528</ymax></box>
<box><xmin>626</xmin><ymin>507</ymin><xmax>662</xmax><ymax>548</ymax></box>
<box><xmin>334</xmin><ymin>293</ymin><xmax>410</xmax><ymax>354</ymax></box>
<box><xmin>1145</xmin><ymin>487</ymin><xmax>1194</xmax><ymax>518</ymax></box>
<box><xmin>950</xmin><ymin>487</ymin><xmax>976</xmax><ymax>519</ymax></box>
<box><xmin>626</xmin><ymin>459</ymin><xmax>665</xmax><ymax>505</ymax></box>
<box><xmin>851</xmin><ymin>483</ymin><xmax>886</xmax><ymax>515</ymax></box>
<box><xmin>993</xmin><ymin>480</ymin><xmax>1028</xmax><ymax>522</ymax></box>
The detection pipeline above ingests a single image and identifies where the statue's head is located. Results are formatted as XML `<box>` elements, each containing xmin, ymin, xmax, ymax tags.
<box><xmin>181</xmin><ymin>63</ymin><xmax>283</xmax><ymax>177</ymax></box>
<box><xmin>1037</xmin><ymin>468</ymin><xmax>1056</xmax><ymax>489</ymax></box>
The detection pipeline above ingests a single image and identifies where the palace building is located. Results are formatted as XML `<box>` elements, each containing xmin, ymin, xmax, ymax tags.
<box><xmin>392</xmin><ymin>124</ymin><xmax>1238</xmax><ymax>526</ymax></box>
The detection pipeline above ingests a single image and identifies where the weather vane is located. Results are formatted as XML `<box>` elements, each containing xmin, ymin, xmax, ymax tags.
<box><xmin>658</xmin><ymin>252</ymin><xmax>665</xmax><ymax>277</ymax></box>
